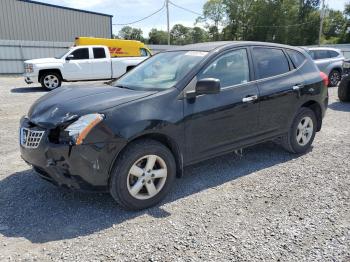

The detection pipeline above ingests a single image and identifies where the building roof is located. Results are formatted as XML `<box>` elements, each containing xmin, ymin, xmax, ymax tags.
<box><xmin>18</xmin><ymin>0</ymin><xmax>113</xmax><ymax>17</ymax></box>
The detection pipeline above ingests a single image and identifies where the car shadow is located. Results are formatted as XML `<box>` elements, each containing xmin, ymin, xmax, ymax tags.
<box><xmin>11</xmin><ymin>87</ymin><xmax>48</xmax><ymax>93</ymax></box>
<box><xmin>0</xmin><ymin>142</ymin><xmax>301</xmax><ymax>243</ymax></box>
<box><xmin>328</xmin><ymin>101</ymin><xmax>350</xmax><ymax>112</ymax></box>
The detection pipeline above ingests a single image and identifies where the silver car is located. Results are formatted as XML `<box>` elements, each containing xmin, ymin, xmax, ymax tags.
<box><xmin>304</xmin><ymin>47</ymin><xmax>344</xmax><ymax>87</ymax></box>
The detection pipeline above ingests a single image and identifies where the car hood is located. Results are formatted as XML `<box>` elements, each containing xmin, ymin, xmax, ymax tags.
<box><xmin>28</xmin><ymin>85</ymin><xmax>156</xmax><ymax>128</ymax></box>
<box><xmin>25</xmin><ymin>58</ymin><xmax>62</xmax><ymax>64</ymax></box>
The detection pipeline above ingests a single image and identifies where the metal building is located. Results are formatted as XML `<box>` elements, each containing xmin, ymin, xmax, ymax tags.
<box><xmin>0</xmin><ymin>0</ymin><xmax>113</xmax><ymax>42</ymax></box>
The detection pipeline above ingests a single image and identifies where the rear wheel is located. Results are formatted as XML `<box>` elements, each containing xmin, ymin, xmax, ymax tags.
<box><xmin>281</xmin><ymin>107</ymin><xmax>317</xmax><ymax>154</ymax></box>
<box><xmin>338</xmin><ymin>78</ymin><xmax>350</xmax><ymax>102</ymax></box>
<box><xmin>40</xmin><ymin>72</ymin><xmax>62</xmax><ymax>90</ymax></box>
<box><xmin>329</xmin><ymin>69</ymin><xmax>341</xmax><ymax>87</ymax></box>
<box><xmin>109</xmin><ymin>139</ymin><xmax>176</xmax><ymax>210</ymax></box>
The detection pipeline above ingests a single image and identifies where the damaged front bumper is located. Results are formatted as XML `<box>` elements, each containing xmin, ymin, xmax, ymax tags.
<box><xmin>19</xmin><ymin>117</ymin><xmax>124</xmax><ymax>192</ymax></box>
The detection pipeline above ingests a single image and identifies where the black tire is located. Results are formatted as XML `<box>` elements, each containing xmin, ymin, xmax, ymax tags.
<box><xmin>328</xmin><ymin>69</ymin><xmax>341</xmax><ymax>87</ymax></box>
<box><xmin>338</xmin><ymin>78</ymin><xmax>350</xmax><ymax>102</ymax></box>
<box><xmin>40</xmin><ymin>72</ymin><xmax>62</xmax><ymax>90</ymax></box>
<box><xmin>281</xmin><ymin>107</ymin><xmax>317</xmax><ymax>154</ymax></box>
<box><xmin>109</xmin><ymin>139</ymin><xmax>176</xmax><ymax>210</ymax></box>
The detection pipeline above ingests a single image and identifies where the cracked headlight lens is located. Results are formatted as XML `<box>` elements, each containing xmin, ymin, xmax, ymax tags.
<box><xmin>65</xmin><ymin>113</ymin><xmax>104</xmax><ymax>145</ymax></box>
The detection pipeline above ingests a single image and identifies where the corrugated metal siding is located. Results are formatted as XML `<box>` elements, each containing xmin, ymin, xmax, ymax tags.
<box><xmin>0</xmin><ymin>40</ymin><xmax>72</xmax><ymax>73</ymax></box>
<box><xmin>0</xmin><ymin>0</ymin><xmax>112</xmax><ymax>42</ymax></box>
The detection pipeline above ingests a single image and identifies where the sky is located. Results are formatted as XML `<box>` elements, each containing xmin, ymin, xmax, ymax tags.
<box><xmin>38</xmin><ymin>0</ymin><xmax>349</xmax><ymax>37</ymax></box>
<box><xmin>38</xmin><ymin>0</ymin><xmax>207</xmax><ymax>37</ymax></box>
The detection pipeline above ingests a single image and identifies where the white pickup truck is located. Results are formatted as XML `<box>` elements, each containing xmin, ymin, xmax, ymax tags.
<box><xmin>23</xmin><ymin>45</ymin><xmax>148</xmax><ymax>90</ymax></box>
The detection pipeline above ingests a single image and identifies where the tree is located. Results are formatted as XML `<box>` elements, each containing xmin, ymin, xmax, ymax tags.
<box><xmin>322</xmin><ymin>10</ymin><xmax>347</xmax><ymax>43</ymax></box>
<box><xmin>148</xmin><ymin>29</ymin><xmax>169</xmax><ymax>44</ymax></box>
<box><xmin>340</xmin><ymin>3</ymin><xmax>350</xmax><ymax>43</ymax></box>
<box><xmin>171</xmin><ymin>24</ymin><xmax>191</xmax><ymax>45</ymax></box>
<box><xmin>190</xmin><ymin>27</ymin><xmax>209</xmax><ymax>43</ymax></box>
<box><xmin>118</xmin><ymin>26</ymin><xmax>144</xmax><ymax>41</ymax></box>
<box><xmin>197</xmin><ymin>0</ymin><xmax>226</xmax><ymax>40</ymax></box>
<box><xmin>220</xmin><ymin>0</ymin><xmax>321</xmax><ymax>45</ymax></box>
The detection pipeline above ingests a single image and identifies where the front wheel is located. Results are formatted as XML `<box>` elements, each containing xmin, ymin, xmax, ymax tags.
<box><xmin>329</xmin><ymin>69</ymin><xmax>341</xmax><ymax>87</ymax></box>
<box><xmin>109</xmin><ymin>139</ymin><xmax>176</xmax><ymax>210</ymax></box>
<box><xmin>40</xmin><ymin>72</ymin><xmax>62</xmax><ymax>90</ymax></box>
<box><xmin>281</xmin><ymin>107</ymin><xmax>317</xmax><ymax>154</ymax></box>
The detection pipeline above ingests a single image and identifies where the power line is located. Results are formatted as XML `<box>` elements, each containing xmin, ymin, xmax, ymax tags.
<box><xmin>168</xmin><ymin>1</ymin><xmax>202</xmax><ymax>16</ymax></box>
<box><xmin>113</xmin><ymin>1</ymin><xmax>166</xmax><ymax>26</ymax></box>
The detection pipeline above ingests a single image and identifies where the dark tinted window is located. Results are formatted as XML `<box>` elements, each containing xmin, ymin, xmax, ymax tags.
<box><xmin>329</xmin><ymin>50</ymin><xmax>340</xmax><ymax>58</ymax></box>
<box><xmin>198</xmin><ymin>49</ymin><xmax>250</xmax><ymax>88</ymax></box>
<box><xmin>312</xmin><ymin>50</ymin><xmax>329</xmax><ymax>60</ymax></box>
<box><xmin>93</xmin><ymin>48</ymin><xmax>106</xmax><ymax>59</ymax></box>
<box><xmin>70</xmin><ymin>48</ymin><xmax>89</xmax><ymax>60</ymax></box>
<box><xmin>253</xmin><ymin>48</ymin><xmax>290</xmax><ymax>79</ymax></box>
<box><xmin>140</xmin><ymin>48</ymin><xmax>149</xmax><ymax>57</ymax></box>
<box><xmin>286</xmin><ymin>49</ymin><xmax>306</xmax><ymax>68</ymax></box>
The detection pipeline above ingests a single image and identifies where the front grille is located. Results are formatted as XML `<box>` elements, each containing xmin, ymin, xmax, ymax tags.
<box><xmin>20</xmin><ymin>127</ymin><xmax>45</xmax><ymax>149</ymax></box>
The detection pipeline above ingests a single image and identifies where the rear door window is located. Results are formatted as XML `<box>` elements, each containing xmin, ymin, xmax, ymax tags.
<box><xmin>70</xmin><ymin>48</ymin><xmax>89</xmax><ymax>60</ymax></box>
<box><xmin>93</xmin><ymin>48</ymin><xmax>106</xmax><ymax>59</ymax></box>
<box><xmin>286</xmin><ymin>49</ymin><xmax>306</xmax><ymax>68</ymax></box>
<box><xmin>314</xmin><ymin>50</ymin><xmax>330</xmax><ymax>60</ymax></box>
<box><xmin>252</xmin><ymin>48</ymin><xmax>290</xmax><ymax>79</ymax></box>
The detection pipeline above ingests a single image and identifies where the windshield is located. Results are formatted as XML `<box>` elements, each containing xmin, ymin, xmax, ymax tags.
<box><xmin>114</xmin><ymin>51</ymin><xmax>208</xmax><ymax>90</ymax></box>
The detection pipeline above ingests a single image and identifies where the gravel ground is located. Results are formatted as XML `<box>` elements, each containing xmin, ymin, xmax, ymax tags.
<box><xmin>0</xmin><ymin>76</ymin><xmax>349</xmax><ymax>262</ymax></box>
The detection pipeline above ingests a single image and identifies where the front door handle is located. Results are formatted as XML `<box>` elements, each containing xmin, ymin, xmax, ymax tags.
<box><xmin>292</xmin><ymin>84</ymin><xmax>304</xmax><ymax>91</ymax></box>
<box><xmin>242</xmin><ymin>95</ymin><xmax>258</xmax><ymax>103</ymax></box>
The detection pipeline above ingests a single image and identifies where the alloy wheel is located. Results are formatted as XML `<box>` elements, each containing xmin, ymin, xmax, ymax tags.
<box><xmin>330</xmin><ymin>71</ymin><xmax>341</xmax><ymax>87</ymax></box>
<box><xmin>296</xmin><ymin>116</ymin><xmax>314</xmax><ymax>146</ymax></box>
<box><xmin>127</xmin><ymin>155</ymin><xmax>167</xmax><ymax>200</ymax></box>
<box><xmin>43</xmin><ymin>75</ymin><xmax>59</xmax><ymax>89</ymax></box>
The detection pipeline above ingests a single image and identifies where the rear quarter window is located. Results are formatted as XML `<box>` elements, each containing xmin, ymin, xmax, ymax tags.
<box><xmin>286</xmin><ymin>49</ymin><xmax>306</xmax><ymax>68</ymax></box>
<box><xmin>252</xmin><ymin>47</ymin><xmax>290</xmax><ymax>79</ymax></box>
<box><xmin>328</xmin><ymin>50</ymin><xmax>340</xmax><ymax>58</ymax></box>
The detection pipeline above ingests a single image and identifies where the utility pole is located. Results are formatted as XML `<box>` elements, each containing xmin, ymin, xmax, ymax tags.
<box><xmin>166</xmin><ymin>0</ymin><xmax>170</xmax><ymax>45</ymax></box>
<box><xmin>318</xmin><ymin>0</ymin><xmax>325</xmax><ymax>45</ymax></box>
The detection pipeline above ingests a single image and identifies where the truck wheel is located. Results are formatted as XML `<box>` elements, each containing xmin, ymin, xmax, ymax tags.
<box><xmin>328</xmin><ymin>69</ymin><xmax>341</xmax><ymax>87</ymax></box>
<box><xmin>40</xmin><ymin>72</ymin><xmax>62</xmax><ymax>90</ymax></box>
<box><xmin>338</xmin><ymin>78</ymin><xmax>350</xmax><ymax>102</ymax></box>
<box><xmin>281</xmin><ymin>107</ymin><xmax>317</xmax><ymax>154</ymax></box>
<box><xmin>109</xmin><ymin>139</ymin><xmax>176</xmax><ymax>210</ymax></box>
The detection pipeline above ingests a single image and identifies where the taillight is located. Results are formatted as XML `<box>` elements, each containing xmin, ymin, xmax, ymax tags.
<box><xmin>320</xmin><ymin>71</ymin><xmax>329</xmax><ymax>87</ymax></box>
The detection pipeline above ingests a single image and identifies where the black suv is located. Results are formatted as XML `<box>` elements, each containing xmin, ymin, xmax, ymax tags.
<box><xmin>20</xmin><ymin>42</ymin><xmax>329</xmax><ymax>210</ymax></box>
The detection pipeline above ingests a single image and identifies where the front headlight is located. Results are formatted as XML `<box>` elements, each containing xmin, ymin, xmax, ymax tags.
<box><xmin>343</xmin><ymin>61</ymin><xmax>350</xmax><ymax>68</ymax></box>
<box><xmin>24</xmin><ymin>63</ymin><xmax>34</xmax><ymax>73</ymax></box>
<box><xmin>65</xmin><ymin>113</ymin><xmax>104</xmax><ymax>145</ymax></box>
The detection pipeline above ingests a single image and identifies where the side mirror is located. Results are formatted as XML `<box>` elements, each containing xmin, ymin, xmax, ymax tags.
<box><xmin>186</xmin><ymin>78</ymin><xmax>220</xmax><ymax>99</ymax></box>
<box><xmin>66</xmin><ymin>54</ymin><xmax>74</xmax><ymax>61</ymax></box>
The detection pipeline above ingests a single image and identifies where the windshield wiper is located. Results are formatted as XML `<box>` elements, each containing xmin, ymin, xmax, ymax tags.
<box><xmin>114</xmin><ymin>85</ymin><xmax>133</xmax><ymax>90</ymax></box>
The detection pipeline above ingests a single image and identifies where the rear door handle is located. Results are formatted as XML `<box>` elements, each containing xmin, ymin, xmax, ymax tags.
<box><xmin>242</xmin><ymin>95</ymin><xmax>258</xmax><ymax>103</ymax></box>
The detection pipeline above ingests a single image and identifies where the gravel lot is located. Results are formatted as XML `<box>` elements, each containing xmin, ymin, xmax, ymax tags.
<box><xmin>0</xmin><ymin>76</ymin><xmax>349</xmax><ymax>261</ymax></box>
